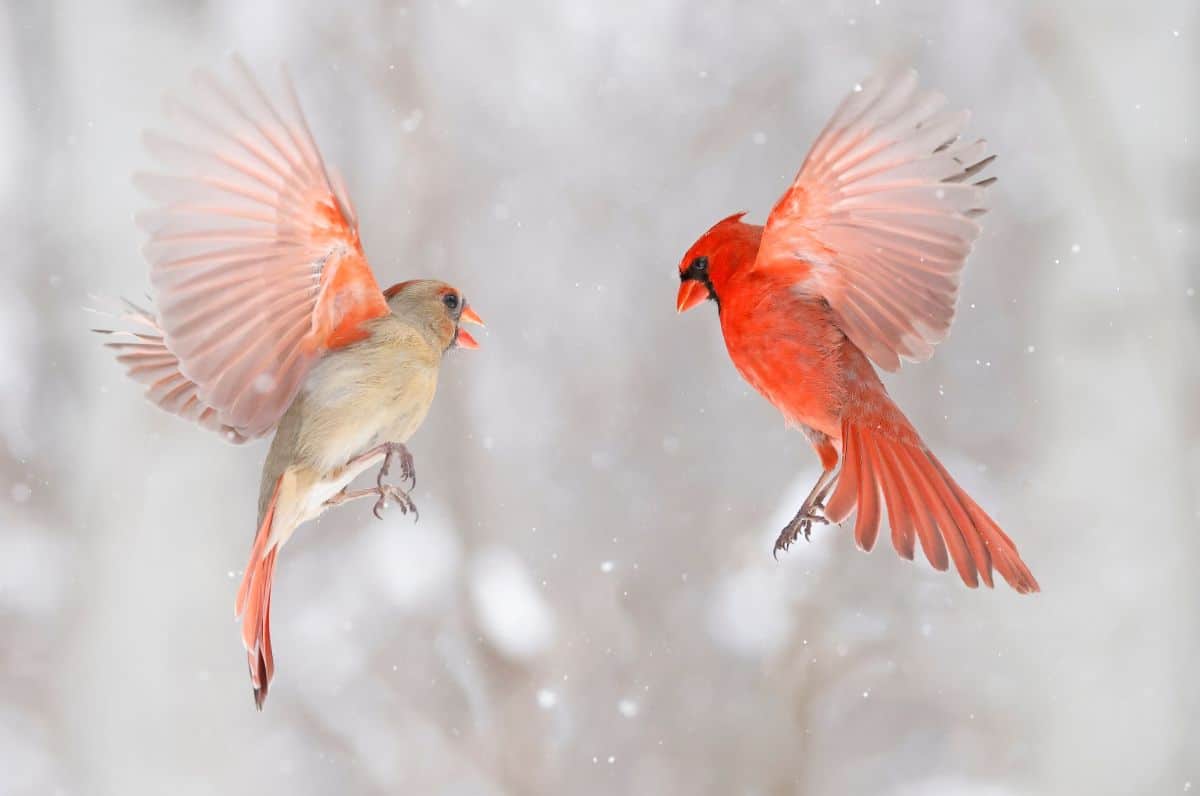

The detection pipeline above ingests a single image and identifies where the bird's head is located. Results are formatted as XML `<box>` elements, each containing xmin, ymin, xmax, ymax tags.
<box><xmin>675</xmin><ymin>212</ymin><xmax>764</xmax><ymax>313</ymax></box>
<box><xmin>383</xmin><ymin>279</ymin><xmax>484</xmax><ymax>352</ymax></box>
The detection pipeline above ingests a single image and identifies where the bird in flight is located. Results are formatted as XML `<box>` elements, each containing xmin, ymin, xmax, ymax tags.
<box><xmin>676</xmin><ymin>68</ymin><xmax>1038</xmax><ymax>593</ymax></box>
<box><xmin>97</xmin><ymin>59</ymin><xmax>485</xmax><ymax>707</ymax></box>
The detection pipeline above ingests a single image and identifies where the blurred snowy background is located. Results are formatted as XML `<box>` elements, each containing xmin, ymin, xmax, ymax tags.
<box><xmin>2</xmin><ymin>0</ymin><xmax>1198</xmax><ymax>793</ymax></box>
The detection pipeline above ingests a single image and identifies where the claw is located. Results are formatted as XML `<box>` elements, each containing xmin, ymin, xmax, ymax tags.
<box><xmin>771</xmin><ymin>466</ymin><xmax>839</xmax><ymax>560</ymax></box>
<box><xmin>370</xmin><ymin>483</ymin><xmax>418</xmax><ymax>523</ymax></box>
<box><xmin>392</xmin><ymin>486</ymin><xmax>418</xmax><ymax>522</ymax></box>
<box><xmin>772</xmin><ymin>540</ymin><xmax>786</xmax><ymax>561</ymax></box>
<box><xmin>377</xmin><ymin>443</ymin><xmax>417</xmax><ymax>491</ymax></box>
<box><xmin>772</xmin><ymin>508</ymin><xmax>827</xmax><ymax>559</ymax></box>
<box><xmin>401</xmin><ymin>451</ymin><xmax>416</xmax><ymax>490</ymax></box>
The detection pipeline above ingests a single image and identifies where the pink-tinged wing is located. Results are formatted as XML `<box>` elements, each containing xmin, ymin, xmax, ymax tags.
<box><xmin>133</xmin><ymin>57</ymin><xmax>389</xmax><ymax>439</ymax></box>
<box><xmin>93</xmin><ymin>301</ymin><xmax>249</xmax><ymax>443</ymax></box>
<box><xmin>754</xmin><ymin>68</ymin><xmax>996</xmax><ymax>372</ymax></box>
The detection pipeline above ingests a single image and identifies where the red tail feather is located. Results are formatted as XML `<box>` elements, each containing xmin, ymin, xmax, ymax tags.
<box><xmin>826</xmin><ymin>412</ymin><xmax>1039</xmax><ymax>594</ymax></box>
<box><xmin>236</xmin><ymin>476</ymin><xmax>284</xmax><ymax>709</ymax></box>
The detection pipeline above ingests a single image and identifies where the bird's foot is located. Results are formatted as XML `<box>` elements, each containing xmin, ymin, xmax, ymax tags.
<box><xmin>772</xmin><ymin>503</ymin><xmax>828</xmax><ymax>560</ymax></box>
<box><xmin>371</xmin><ymin>483</ymin><xmax>419</xmax><ymax>522</ymax></box>
<box><xmin>377</xmin><ymin>442</ymin><xmax>416</xmax><ymax>491</ymax></box>
<box><xmin>325</xmin><ymin>483</ymin><xmax>419</xmax><ymax>523</ymax></box>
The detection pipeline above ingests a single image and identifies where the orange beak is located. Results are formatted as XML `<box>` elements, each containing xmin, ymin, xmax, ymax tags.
<box><xmin>455</xmin><ymin>305</ymin><xmax>485</xmax><ymax>349</ymax></box>
<box><xmin>676</xmin><ymin>280</ymin><xmax>707</xmax><ymax>313</ymax></box>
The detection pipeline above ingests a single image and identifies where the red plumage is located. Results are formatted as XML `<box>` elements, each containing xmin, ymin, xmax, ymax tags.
<box><xmin>676</xmin><ymin>70</ymin><xmax>1038</xmax><ymax>593</ymax></box>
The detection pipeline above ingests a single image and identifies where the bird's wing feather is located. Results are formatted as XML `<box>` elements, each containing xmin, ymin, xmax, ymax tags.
<box><xmin>93</xmin><ymin>300</ymin><xmax>251</xmax><ymax>443</ymax></box>
<box><xmin>752</xmin><ymin>68</ymin><xmax>995</xmax><ymax>371</ymax></box>
<box><xmin>133</xmin><ymin>57</ymin><xmax>389</xmax><ymax>439</ymax></box>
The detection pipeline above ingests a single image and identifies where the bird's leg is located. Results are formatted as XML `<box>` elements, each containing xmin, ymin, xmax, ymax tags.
<box><xmin>773</xmin><ymin>468</ymin><xmax>836</xmax><ymax>559</ymax></box>
<box><xmin>773</xmin><ymin>433</ymin><xmax>841</xmax><ymax>560</ymax></box>
<box><xmin>333</xmin><ymin>442</ymin><xmax>419</xmax><ymax>521</ymax></box>
<box><xmin>341</xmin><ymin>441</ymin><xmax>417</xmax><ymax>491</ymax></box>
<box><xmin>324</xmin><ymin>483</ymin><xmax>419</xmax><ymax>522</ymax></box>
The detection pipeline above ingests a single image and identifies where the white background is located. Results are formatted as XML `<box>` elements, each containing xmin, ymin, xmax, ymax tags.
<box><xmin>1</xmin><ymin>1</ymin><xmax>1197</xmax><ymax>793</ymax></box>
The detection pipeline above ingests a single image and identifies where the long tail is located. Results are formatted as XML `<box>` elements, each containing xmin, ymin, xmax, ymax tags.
<box><xmin>824</xmin><ymin>410</ymin><xmax>1039</xmax><ymax>594</ymax></box>
<box><xmin>235</xmin><ymin>476</ymin><xmax>284</xmax><ymax>709</ymax></box>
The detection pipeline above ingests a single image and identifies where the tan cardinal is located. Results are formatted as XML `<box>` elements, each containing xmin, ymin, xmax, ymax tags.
<box><xmin>97</xmin><ymin>59</ymin><xmax>484</xmax><ymax>708</ymax></box>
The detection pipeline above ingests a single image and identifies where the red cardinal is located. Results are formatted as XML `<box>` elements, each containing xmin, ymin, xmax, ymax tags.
<box><xmin>98</xmin><ymin>59</ymin><xmax>484</xmax><ymax>706</ymax></box>
<box><xmin>676</xmin><ymin>69</ymin><xmax>1038</xmax><ymax>593</ymax></box>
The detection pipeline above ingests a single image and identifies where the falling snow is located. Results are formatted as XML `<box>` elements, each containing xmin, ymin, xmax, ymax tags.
<box><xmin>3</xmin><ymin>3</ymin><xmax>1195</xmax><ymax>795</ymax></box>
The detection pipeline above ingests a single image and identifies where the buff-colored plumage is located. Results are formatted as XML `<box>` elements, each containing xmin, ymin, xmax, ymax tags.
<box><xmin>98</xmin><ymin>60</ymin><xmax>483</xmax><ymax>708</ymax></box>
<box><xmin>260</xmin><ymin>285</ymin><xmax>453</xmax><ymax>506</ymax></box>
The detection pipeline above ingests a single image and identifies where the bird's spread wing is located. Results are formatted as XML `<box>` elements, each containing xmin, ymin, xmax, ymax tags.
<box><xmin>131</xmin><ymin>57</ymin><xmax>390</xmax><ymax>439</ymax></box>
<box><xmin>752</xmin><ymin>68</ymin><xmax>995</xmax><ymax>372</ymax></box>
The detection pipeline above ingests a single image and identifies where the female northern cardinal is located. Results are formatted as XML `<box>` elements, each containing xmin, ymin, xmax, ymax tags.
<box><xmin>98</xmin><ymin>59</ymin><xmax>484</xmax><ymax>707</ymax></box>
<box><xmin>676</xmin><ymin>69</ymin><xmax>1038</xmax><ymax>593</ymax></box>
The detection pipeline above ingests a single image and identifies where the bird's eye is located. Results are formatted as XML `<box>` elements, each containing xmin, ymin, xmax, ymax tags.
<box><xmin>690</xmin><ymin>256</ymin><xmax>709</xmax><ymax>273</ymax></box>
<box><xmin>443</xmin><ymin>293</ymin><xmax>460</xmax><ymax>310</ymax></box>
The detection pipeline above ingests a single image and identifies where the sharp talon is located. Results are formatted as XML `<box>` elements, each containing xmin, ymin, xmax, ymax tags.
<box><xmin>404</xmin><ymin>494</ymin><xmax>419</xmax><ymax>523</ymax></box>
<box><xmin>373</xmin><ymin>443</ymin><xmax>418</xmax><ymax>493</ymax></box>
<box><xmin>397</xmin><ymin>448</ymin><xmax>416</xmax><ymax>490</ymax></box>
<box><xmin>362</xmin><ymin>480</ymin><xmax>420</xmax><ymax>524</ymax></box>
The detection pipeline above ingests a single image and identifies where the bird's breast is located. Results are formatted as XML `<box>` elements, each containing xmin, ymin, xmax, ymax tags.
<box><xmin>719</xmin><ymin>284</ymin><xmax>847</xmax><ymax>438</ymax></box>
<box><xmin>297</xmin><ymin>346</ymin><xmax>439</xmax><ymax>474</ymax></box>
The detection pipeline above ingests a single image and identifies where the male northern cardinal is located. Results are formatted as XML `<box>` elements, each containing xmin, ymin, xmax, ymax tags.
<box><xmin>97</xmin><ymin>59</ymin><xmax>484</xmax><ymax>707</ymax></box>
<box><xmin>676</xmin><ymin>69</ymin><xmax>1038</xmax><ymax>593</ymax></box>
